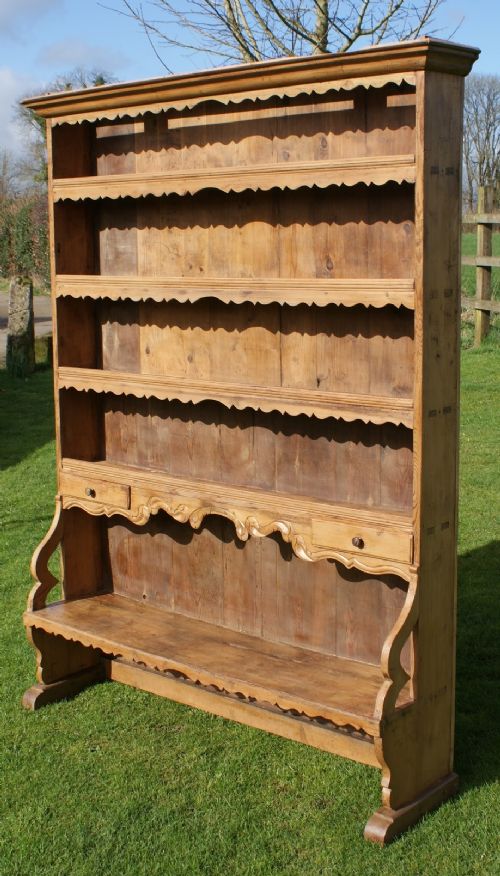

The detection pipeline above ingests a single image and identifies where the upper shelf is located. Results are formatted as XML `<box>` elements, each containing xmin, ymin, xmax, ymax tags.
<box><xmin>55</xmin><ymin>276</ymin><xmax>416</xmax><ymax>310</ymax></box>
<box><xmin>58</xmin><ymin>366</ymin><xmax>414</xmax><ymax>427</ymax></box>
<box><xmin>52</xmin><ymin>155</ymin><xmax>416</xmax><ymax>201</ymax></box>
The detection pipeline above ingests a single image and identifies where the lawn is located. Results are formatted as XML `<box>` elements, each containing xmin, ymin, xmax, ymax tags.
<box><xmin>0</xmin><ymin>342</ymin><xmax>499</xmax><ymax>876</ymax></box>
<box><xmin>0</xmin><ymin>277</ymin><xmax>49</xmax><ymax>296</ymax></box>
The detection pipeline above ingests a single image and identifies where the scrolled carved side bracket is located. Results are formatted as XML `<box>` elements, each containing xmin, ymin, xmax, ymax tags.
<box><xmin>28</xmin><ymin>498</ymin><xmax>63</xmax><ymax>611</ymax></box>
<box><xmin>374</xmin><ymin>574</ymin><xmax>419</xmax><ymax>723</ymax></box>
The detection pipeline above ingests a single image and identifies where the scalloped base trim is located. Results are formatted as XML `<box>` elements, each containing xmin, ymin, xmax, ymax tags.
<box><xmin>106</xmin><ymin>657</ymin><xmax>379</xmax><ymax>767</ymax></box>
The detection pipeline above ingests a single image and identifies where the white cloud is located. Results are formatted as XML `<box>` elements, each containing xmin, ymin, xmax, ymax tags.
<box><xmin>37</xmin><ymin>38</ymin><xmax>130</xmax><ymax>73</ymax></box>
<box><xmin>0</xmin><ymin>0</ymin><xmax>63</xmax><ymax>35</ymax></box>
<box><xmin>0</xmin><ymin>67</ymin><xmax>35</xmax><ymax>154</ymax></box>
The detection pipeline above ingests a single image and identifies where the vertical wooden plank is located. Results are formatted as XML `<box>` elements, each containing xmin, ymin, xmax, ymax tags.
<box><xmin>171</xmin><ymin>518</ymin><xmax>223</xmax><ymax>624</ymax></box>
<box><xmin>95</xmin><ymin>121</ymin><xmax>138</xmax><ymax>176</ymax></box>
<box><xmin>62</xmin><ymin>508</ymin><xmax>108</xmax><ymax>599</ymax></box>
<box><xmin>101</xmin><ymin>300</ymin><xmax>140</xmax><ymax>372</ymax></box>
<box><xmin>99</xmin><ymin>199</ymin><xmax>138</xmax><ymax>276</ymax></box>
<box><xmin>222</xmin><ymin>518</ymin><xmax>262</xmax><ymax>636</ymax></box>
<box><xmin>380</xmin><ymin>69</ymin><xmax>464</xmax><ymax>811</ymax></box>
<box><xmin>52</xmin><ymin>122</ymin><xmax>95</xmax><ymax>178</ymax></box>
<box><xmin>57</xmin><ymin>297</ymin><xmax>99</xmax><ymax>368</ymax></box>
<box><xmin>60</xmin><ymin>389</ymin><xmax>103</xmax><ymax>462</ymax></box>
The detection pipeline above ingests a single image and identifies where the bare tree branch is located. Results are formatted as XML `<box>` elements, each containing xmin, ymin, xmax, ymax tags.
<box><xmin>109</xmin><ymin>0</ymin><xmax>452</xmax><ymax>66</ymax></box>
<box><xmin>463</xmin><ymin>74</ymin><xmax>500</xmax><ymax>210</ymax></box>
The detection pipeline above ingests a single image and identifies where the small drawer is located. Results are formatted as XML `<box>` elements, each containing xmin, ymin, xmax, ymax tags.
<box><xmin>312</xmin><ymin>519</ymin><xmax>413</xmax><ymax>564</ymax></box>
<box><xmin>59</xmin><ymin>471</ymin><xmax>131</xmax><ymax>510</ymax></box>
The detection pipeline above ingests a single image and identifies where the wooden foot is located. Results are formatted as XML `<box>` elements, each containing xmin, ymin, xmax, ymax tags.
<box><xmin>22</xmin><ymin>664</ymin><xmax>105</xmax><ymax>710</ymax></box>
<box><xmin>364</xmin><ymin>773</ymin><xmax>459</xmax><ymax>844</ymax></box>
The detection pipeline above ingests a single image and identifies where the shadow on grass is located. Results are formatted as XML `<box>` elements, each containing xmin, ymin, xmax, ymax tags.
<box><xmin>455</xmin><ymin>540</ymin><xmax>500</xmax><ymax>789</ymax></box>
<box><xmin>0</xmin><ymin>367</ymin><xmax>55</xmax><ymax>470</ymax></box>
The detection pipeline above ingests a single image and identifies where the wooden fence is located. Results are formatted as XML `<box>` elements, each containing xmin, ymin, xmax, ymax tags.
<box><xmin>461</xmin><ymin>186</ymin><xmax>500</xmax><ymax>345</ymax></box>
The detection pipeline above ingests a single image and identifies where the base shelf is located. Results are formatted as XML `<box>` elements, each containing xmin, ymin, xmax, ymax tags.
<box><xmin>24</xmin><ymin>593</ymin><xmax>412</xmax><ymax>737</ymax></box>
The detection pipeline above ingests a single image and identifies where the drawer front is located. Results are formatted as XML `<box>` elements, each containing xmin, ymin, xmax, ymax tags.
<box><xmin>60</xmin><ymin>471</ymin><xmax>131</xmax><ymax>510</ymax></box>
<box><xmin>312</xmin><ymin>519</ymin><xmax>413</xmax><ymax>564</ymax></box>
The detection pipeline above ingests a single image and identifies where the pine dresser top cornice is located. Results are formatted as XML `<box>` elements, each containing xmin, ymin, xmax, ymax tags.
<box><xmin>23</xmin><ymin>37</ymin><xmax>479</xmax><ymax>123</ymax></box>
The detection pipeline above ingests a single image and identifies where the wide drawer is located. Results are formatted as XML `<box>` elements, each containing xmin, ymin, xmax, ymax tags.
<box><xmin>312</xmin><ymin>518</ymin><xmax>413</xmax><ymax>564</ymax></box>
<box><xmin>59</xmin><ymin>471</ymin><xmax>131</xmax><ymax>510</ymax></box>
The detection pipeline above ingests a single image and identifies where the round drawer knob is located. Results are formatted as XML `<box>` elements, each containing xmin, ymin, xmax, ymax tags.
<box><xmin>85</xmin><ymin>487</ymin><xmax>96</xmax><ymax>498</ymax></box>
<box><xmin>352</xmin><ymin>536</ymin><xmax>364</xmax><ymax>549</ymax></box>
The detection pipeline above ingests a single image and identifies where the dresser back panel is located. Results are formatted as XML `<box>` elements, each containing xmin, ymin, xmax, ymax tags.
<box><xmin>105</xmin><ymin>512</ymin><xmax>410</xmax><ymax>668</ymax></box>
<box><xmin>52</xmin><ymin>84</ymin><xmax>416</xmax><ymax>179</ymax></box>
<box><xmin>54</xmin><ymin>184</ymin><xmax>415</xmax><ymax>280</ymax></box>
<box><xmin>102</xmin><ymin>397</ymin><xmax>413</xmax><ymax>511</ymax></box>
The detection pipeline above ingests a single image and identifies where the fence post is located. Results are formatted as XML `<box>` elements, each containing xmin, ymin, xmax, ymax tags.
<box><xmin>474</xmin><ymin>185</ymin><xmax>493</xmax><ymax>346</ymax></box>
<box><xmin>6</xmin><ymin>276</ymin><xmax>35</xmax><ymax>377</ymax></box>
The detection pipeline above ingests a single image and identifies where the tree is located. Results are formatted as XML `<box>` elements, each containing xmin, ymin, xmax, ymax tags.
<box><xmin>0</xmin><ymin>68</ymin><xmax>116</xmax><ymax>286</ymax></box>
<box><xmin>0</xmin><ymin>150</ymin><xmax>21</xmax><ymax>201</ymax></box>
<box><xmin>115</xmin><ymin>0</ymin><xmax>449</xmax><ymax>69</ymax></box>
<box><xmin>463</xmin><ymin>74</ymin><xmax>500</xmax><ymax>212</ymax></box>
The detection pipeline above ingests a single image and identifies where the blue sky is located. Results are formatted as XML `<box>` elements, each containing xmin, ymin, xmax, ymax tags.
<box><xmin>0</xmin><ymin>0</ymin><xmax>498</xmax><ymax>153</ymax></box>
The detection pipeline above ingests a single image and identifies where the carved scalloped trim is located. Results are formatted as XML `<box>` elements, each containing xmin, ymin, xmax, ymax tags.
<box><xmin>57</xmin><ymin>371</ymin><xmax>413</xmax><ymax>428</ymax></box>
<box><xmin>54</xmin><ymin>276</ymin><xmax>416</xmax><ymax>311</ymax></box>
<box><xmin>52</xmin><ymin>73</ymin><xmax>416</xmax><ymax>126</ymax></box>
<box><xmin>53</xmin><ymin>172</ymin><xmax>415</xmax><ymax>202</ymax></box>
<box><xmin>57</xmin><ymin>289</ymin><xmax>413</xmax><ymax>309</ymax></box>
<box><xmin>133</xmin><ymin>660</ymin><xmax>374</xmax><ymax>739</ymax></box>
<box><xmin>28</xmin><ymin>500</ymin><xmax>63</xmax><ymax>611</ymax></box>
<box><xmin>61</xmin><ymin>495</ymin><xmax>414</xmax><ymax>582</ymax></box>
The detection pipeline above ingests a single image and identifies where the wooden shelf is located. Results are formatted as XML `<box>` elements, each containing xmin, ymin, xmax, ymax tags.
<box><xmin>52</xmin><ymin>155</ymin><xmax>416</xmax><ymax>201</ymax></box>
<box><xmin>58</xmin><ymin>366</ymin><xmax>414</xmax><ymax>427</ymax></box>
<box><xmin>55</xmin><ymin>275</ymin><xmax>416</xmax><ymax>310</ymax></box>
<box><xmin>60</xmin><ymin>457</ymin><xmax>414</xmax><ymax>571</ymax></box>
<box><xmin>24</xmin><ymin>592</ymin><xmax>411</xmax><ymax>735</ymax></box>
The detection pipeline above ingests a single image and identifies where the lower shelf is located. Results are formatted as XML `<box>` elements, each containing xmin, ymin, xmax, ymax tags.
<box><xmin>24</xmin><ymin>593</ymin><xmax>409</xmax><ymax>737</ymax></box>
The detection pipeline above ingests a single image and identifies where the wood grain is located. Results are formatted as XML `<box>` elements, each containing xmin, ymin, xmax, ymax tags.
<box><xmin>58</xmin><ymin>365</ymin><xmax>414</xmax><ymax>426</ymax></box>
<box><xmin>24</xmin><ymin>592</ymin><xmax>413</xmax><ymax>734</ymax></box>
<box><xmin>52</xmin><ymin>155</ymin><xmax>416</xmax><ymax>201</ymax></box>
<box><xmin>55</xmin><ymin>275</ymin><xmax>416</xmax><ymax>309</ymax></box>
<box><xmin>106</xmin><ymin>658</ymin><xmax>379</xmax><ymax>766</ymax></box>
<box><xmin>23</xmin><ymin>41</ymin><xmax>476</xmax><ymax>843</ymax></box>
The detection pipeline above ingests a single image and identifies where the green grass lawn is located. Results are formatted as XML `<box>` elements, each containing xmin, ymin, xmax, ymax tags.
<box><xmin>0</xmin><ymin>277</ymin><xmax>49</xmax><ymax>296</ymax></box>
<box><xmin>0</xmin><ymin>345</ymin><xmax>499</xmax><ymax>876</ymax></box>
